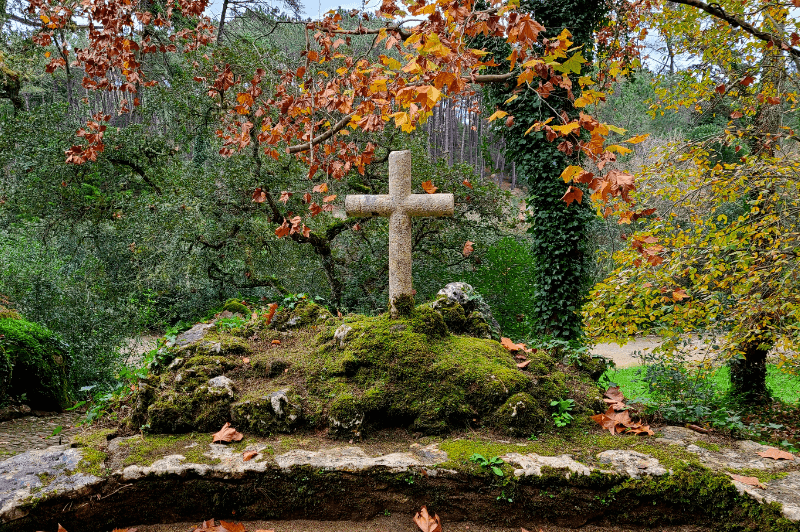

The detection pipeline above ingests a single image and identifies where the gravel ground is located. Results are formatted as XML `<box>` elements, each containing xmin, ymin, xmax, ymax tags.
<box><xmin>0</xmin><ymin>410</ymin><xmax>82</xmax><ymax>457</ymax></box>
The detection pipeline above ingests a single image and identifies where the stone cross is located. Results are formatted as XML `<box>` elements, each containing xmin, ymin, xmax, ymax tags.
<box><xmin>345</xmin><ymin>150</ymin><xmax>454</xmax><ymax>318</ymax></box>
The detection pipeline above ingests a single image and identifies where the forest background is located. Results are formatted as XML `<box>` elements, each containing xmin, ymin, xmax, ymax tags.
<box><xmin>1</xmin><ymin>0</ymin><xmax>799</xmax><ymax>430</ymax></box>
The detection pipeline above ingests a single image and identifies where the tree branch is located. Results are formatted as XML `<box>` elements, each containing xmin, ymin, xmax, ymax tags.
<box><xmin>668</xmin><ymin>0</ymin><xmax>800</xmax><ymax>58</ymax></box>
<box><xmin>287</xmin><ymin>112</ymin><xmax>356</xmax><ymax>154</ymax></box>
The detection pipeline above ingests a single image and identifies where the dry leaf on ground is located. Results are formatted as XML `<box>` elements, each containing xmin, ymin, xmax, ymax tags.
<box><xmin>602</xmin><ymin>386</ymin><xmax>626</xmax><ymax>410</ymax></box>
<box><xmin>517</xmin><ymin>360</ymin><xmax>531</xmax><ymax>369</ymax></box>
<box><xmin>219</xmin><ymin>521</ymin><xmax>246</xmax><ymax>532</ymax></box>
<box><xmin>212</xmin><ymin>423</ymin><xmax>244</xmax><ymax>443</ymax></box>
<box><xmin>271</xmin><ymin>339</ymin><xmax>281</xmax><ymax>345</ymax></box>
<box><xmin>264</xmin><ymin>303</ymin><xmax>278</xmax><ymax>325</ymax></box>
<box><xmin>243</xmin><ymin>450</ymin><xmax>258</xmax><ymax>461</ymax></box>
<box><xmin>730</xmin><ymin>474</ymin><xmax>766</xmax><ymax>489</ymax></box>
<box><xmin>757</xmin><ymin>448</ymin><xmax>796</xmax><ymax>461</ymax></box>
<box><xmin>591</xmin><ymin>407</ymin><xmax>653</xmax><ymax>436</ymax></box>
<box><xmin>58</xmin><ymin>524</ymin><xmax>68</xmax><ymax>532</ymax></box>
<box><xmin>413</xmin><ymin>506</ymin><xmax>442</xmax><ymax>532</ymax></box>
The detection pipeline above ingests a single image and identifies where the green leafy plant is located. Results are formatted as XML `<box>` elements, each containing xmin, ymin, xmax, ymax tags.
<box><xmin>469</xmin><ymin>453</ymin><xmax>504</xmax><ymax>477</ymax></box>
<box><xmin>215</xmin><ymin>316</ymin><xmax>245</xmax><ymax>332</ymax></box>
<box><xmin>550</xmin><ymin>398</ymin><xmax>575</xmax><ymax>427</ymax></box>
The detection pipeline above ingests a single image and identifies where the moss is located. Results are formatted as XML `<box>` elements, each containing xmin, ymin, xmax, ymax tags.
<box><xmin>695</xmin><ymin>440</ymin><xmax>721</xmax><ymax>452</ymax></box>
<box><xmin>725</xmin><ymin>467</ymin><xmax>789</xmax><ymax>483</ymax></box>
<box><xmin>231</xmin><ymin>387</ymin><xmax>303</xmax><ymax>435</ymax></box>
<box><xmin>75</xmin><ymin>447</ymin><xmax>108</xmax><ymax>477</ymax></box>
<box><xmin>429</xmin><ymin>297</ymin><xmax>467</xmax><ymax>332</ymax></box>
<box><xmin>464</xmin><ymin>311</ymin><xmax>493</xmax><ymax>339</ymax></box>
<box><xmin>270</xmin><ymin>300</ymin><xmax>333</xmax><ymax>331</ymax></box>
<box><xmin>0</xmin><ymin>318</ymin><xmax>71</xmax><ymax>410</ymax></box>
<box><xmin>410</xmin><ymin>306</ymin><xmax>449</xmax><ymax>338</ymax></box>
<box><xmin>0</xmin><ymin>305</ymin><xmax>21</xmax><ymax>320</ymax></box>
<box><xmin>71</xmin><ymin>428</ymin><xmax>117</xmax><ymax>448</ymax></box>
<box><xmin>494</xmin><ymin>392</ymin><xmax>548</xmax><ymax>435</ymax></box>
<box><xmin>117</xmin><ymin>434</ymin><xmax>221</xmax><ymax>466</ymax></box>
<box><xmin>222</xmin><ymin>299</ymin><xmax>250</xmax><ymax>316</ymax></box>
<box><xmin>392</xmin><ymin>294</ymin><xmax>415</xmax><ymax>317</ymax></box>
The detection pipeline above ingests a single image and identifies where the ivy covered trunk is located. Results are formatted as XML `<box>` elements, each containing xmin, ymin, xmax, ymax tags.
<box><xmin>730</xmin><ymin>339</ymin><xmax>771</xmax><ymax>403</ymax></box>
<box><xmin>482</xmin><ymin>0</ymin><xmax>608</xmax><ymax>340</ymax></box>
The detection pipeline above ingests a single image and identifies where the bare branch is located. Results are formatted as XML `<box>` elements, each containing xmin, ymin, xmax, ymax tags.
<box><xmin>287</xmin><ymin>111</ymin><xmax>356</xmax><ymax>154</ymax></box>
<box><xmin>668</xmin><ymin>0</ymin><xmax>800</xmax><ymax>58</ymax></box>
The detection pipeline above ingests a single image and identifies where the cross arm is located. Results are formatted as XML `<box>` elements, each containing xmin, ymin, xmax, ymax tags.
<box><xmin>403</xmin><ymin>194</ymin><xmax>454</xmax><ymax>217</ymax></box>
<box><xmin>345</xmin><ymin>195</ymin><xmax>396</xmax><ymax>217</ymax></box>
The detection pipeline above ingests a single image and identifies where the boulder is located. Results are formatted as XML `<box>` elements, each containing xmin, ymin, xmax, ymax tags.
<box><xmin>431</xmin><ymin>282</ymin><xmax>501</xmax><ymax>340</ymax></box>
<box><xmin>0</xmin><ymin>316</ymin><xmax>71</xmax><ymax>411</ymax></box>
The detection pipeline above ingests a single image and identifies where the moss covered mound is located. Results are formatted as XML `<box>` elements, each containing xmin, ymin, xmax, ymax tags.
<box><xmin>0</xmin><ymin>317</ymin><xmax>71</xmax><ymax>411</ymax></box>
<box><xmin>120</xmin><ymin>301</ymin><xmax>604</xmax><ymax>438</ymax></box>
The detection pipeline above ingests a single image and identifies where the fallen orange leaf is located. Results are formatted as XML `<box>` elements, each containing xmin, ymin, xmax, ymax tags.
<box><xmin>517</xmin><ymin>360</ymin><xmax>531</xmax><ymax>369</ymax></box>
<box><xmin>271</xmin><ymin>339</ymin><xmax>281</xmax><ymax>345</ymax></box>
<box><xmin>501</xmin><ymin>337</ymin><xmax>526</xmax><ymax>351</ymax></box>
<box><xmin>758</xmin><ymin>448</ymin><xmax>796</xmax><ymax>461</ymax></box>
<box><xmin>413</xmin><ymin>506</ymin><xmax>442</xmax><ymax>532</ymax></box>
<box><xmin>212</xmin><ymin>423</ymin><xmax>244</xmax><ymax>444</ymax></box>
<box><xmin>462</xmin><ymin>240</ymin><xmax>474</xmax><ymax>257</ymax></box>
<box><xmin>730</xmin><ymin>474</ymin><xmax>766</xmax><ymax>489</ymax></box>
<box><xmin>243</xmin><ymin>450</ymin><xmax>258</xmax><ymax>461</ymax></box>
<box><xmin>242</xmin><ymin>357</ymin><xmax>250</xmax><ymax>364</ymax></box>
<box><xmin>219</xmin><ymin>521</ymin><xmax>246</xmax><ymax>532</ymax></box>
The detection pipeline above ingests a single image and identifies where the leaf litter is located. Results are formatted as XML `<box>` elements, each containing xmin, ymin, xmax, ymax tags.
<box><xmin>591</xmin><ymin>387</ymin><xmax>653</xmax><ymax>436</ymax></box>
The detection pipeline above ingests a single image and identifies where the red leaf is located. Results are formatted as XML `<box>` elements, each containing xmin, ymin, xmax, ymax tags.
<box><xmin>212</xmin><ymin>422</ymin><xmax>243</xmax><ymax>444</ymax></box>
<box><xmin>421</xmin><ymin>181</ymin><xmax>438</xmax><ymax>194</ymax></box>
<box><xmin>715</xmin><ymin>84</ymin><xmax>726</xmax><ymax>94</ymax></box>
<box><xmin>462</xmin><ymin>179</ymin><xmax>473</xmax><ymax>189</ymax></box>
<box><xmin>264</xmin><ymin>303</ymin><xmax>278</xmax><ymax>325</ymax></box>
<box><xmin>561</xmin><ymin>186</ymin><xmax>583</xmax><ymax>205</ymax></box>
<box><xmin>740</xmin><ymin>75</ymin><xmax>755</xmax><ymax>87</ymax></box>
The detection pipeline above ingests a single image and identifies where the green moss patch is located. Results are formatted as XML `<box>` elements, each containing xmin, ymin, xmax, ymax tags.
<box><xmin>116</xmin><ymin>301</ymin><xmax>605</xmax><ymax>438</ymax></box>
<box><xmin>0</xmin><ymin>317</ymin><xmax>70</xmax><ymax>410</ymax></box>
<box><xmin>116</xmin><ymin>434</ymin><xmax>222</xmax><ymax>467</ymax></box>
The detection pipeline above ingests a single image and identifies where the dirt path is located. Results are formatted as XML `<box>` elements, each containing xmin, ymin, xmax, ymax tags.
<box><xmin>591</xmin><ymin>336</ymin><xmax>716</xmax><ymax>368</ymax></box>
<box><xmin>136</xmin><ymin>516</ymin><xmax>702</xmax><ymax>532</ymax></box>
<box><xmin>0</xmin><ymin>411</ymin><xmax>83</xmax><ymax>457</ymax></box>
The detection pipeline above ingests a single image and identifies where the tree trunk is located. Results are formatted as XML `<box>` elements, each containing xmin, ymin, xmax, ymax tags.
<box><xmin>730</xmin><ymin>339</ymin><xmax>771</xmax><ymax>402</ymax></box>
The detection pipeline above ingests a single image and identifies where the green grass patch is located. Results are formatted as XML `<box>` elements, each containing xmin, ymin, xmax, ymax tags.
<box><xmin>603</xmin><ymin>364</ymin><xmax>800</xmax><ymax>405</ymax></box>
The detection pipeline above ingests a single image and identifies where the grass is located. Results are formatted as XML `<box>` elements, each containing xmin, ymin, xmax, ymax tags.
<box><xmin>603</xmin><ymin>364</ymin><xmax>800</xmax><ymax>405</ymax></box>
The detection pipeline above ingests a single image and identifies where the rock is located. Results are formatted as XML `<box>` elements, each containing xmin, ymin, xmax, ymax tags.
<box><xmin>502</xmin><ymin>452</ymin><xmax>591</xmax><ymax>478</ymax></box>
<box><xmin>274</xmin><ymin>446</ymin><xmax>429</xmax><ymax>472</ymax></box>
<box><xmin>208</xmin><ymin>376</ymin><xmax>235</xmax><ymax>396</ymax></box>
<box><xmin>334</xmin><ymin>324</ymin><xmax>352</xmax><ymax>348</ymax></box>
<box><xmin>0</xmin><ymin>446</ymin><xmax>102</xmax><ymax>521</ymax></box>
<box><xmin>597</xmin><ymin>450</ymin><xmax>668</xmax><ymax>478</ymax></box>
<box><xmin>168</xmin><ymin>357</ymin><xmax>184</xmax><ymax>370</ymax></box>
<box><xmin>432</xmin><ymin>282</ymin><xmax>501</xmax><ymax>340</ymax></box>
<box><xmin>230</xmin><ymin>388</ymin><xmax>303</xmax><ymax>434</ymax></box>
<box><xmin>0</xmin><ymin>404</ymin><xmax>31</xmax><ymax>422</ymax></box>
<box><xmin>175</xmin><ymin>323</ymin><xmax>214</xmax><ymax>347</ymax></box>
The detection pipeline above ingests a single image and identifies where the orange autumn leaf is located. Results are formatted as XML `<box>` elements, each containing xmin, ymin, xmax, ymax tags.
<box><xmin>517</xmin><ymin>359</ymin><xmax>531</xmax><ymax>369</ymax></box>
<box><xmin>462</xmin><ymin>179</ymin><xmax>473</xmax><ymax>189</ymax></box>
<box><xmin>242</xmin><ymin>357</ymin><xmax>250</xmax><ymax>364</ymax></box>
<box><xmin>501</xmin><ymin>337</ymin><xmax>526</xmax><ymax>351</ymax></box>
<box><xmin>323</xmin><ymin>194</ymin><xmax>337</xmax><ymax>203</ymax></box>
<box><xmin>243</xmin><ymin>450</ymin><xmax>258</xmax><ymax>461</ymax></box>
<box><xmin>58</xmin><ymin>526</ymin><xmax>68</xmax><ymax>532</ymax></box>
<box><xmin>462</xmin><ymin>240</ymin><xmax>474</xmax><ymax>257</ymax></box>
<box><xmin>271</xmin><ymin>339</ymin><xmax>281</xmax><ymax>345</ymax></box>
<box><xmin>757</xmin><ymin>448</ymin><xmax>796</xmax><ymax>460</ymax></box>
<box><xmin>313</xmin><ymin>183</ymin><xmax>329</xmax><ymax>193</ymax></box>
<box><xmin>413</xmin><ymin>506</ymin><xmax>442</xmax><ymax>532</ymax></box>
<box><xmin>212</xmin><ymin>422</ymin><xmax>244</xmax><ymax>444</ymax></box>
<box><xmin>252</xmin><ymin>188</ymin><xmax>266</xmax><ymax>203</ymax></box>
<box><xmin>730</xmin><ymin>474</ymin><xmax>765</xmax><ymax>489</ymax></box>
<box><xmin>421</xmin><ymin>180</ymin><xmax>438</xmax><ymax>194</ymax></box>
<box><xmin>220</xmin><ymin>522</ymin><xmax>246</xmax><ymax>532</ymax></box>
<box><xmin>279</xmin><ymin>191</ymin><xmax>293</xmax><ymax>204</ymax></box>
<box><xmin>264</xmin><ymin>302</ymin><xmax>278</xmax><ymax>325</ymax></box>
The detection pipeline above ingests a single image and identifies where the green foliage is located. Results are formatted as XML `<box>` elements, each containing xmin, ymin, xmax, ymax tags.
<box><xmin>550</xmin><ymin>398</ymin><xmax>575</xmax><ymax>427</ymax></box>
<box><xmin>465</xmin><ymin>237</ymin><xmax>536</xmax><ymax>339</ymax></box>
<box><xmin>468</xmin><ymin>453</ymin><xmax>505</xmax><ymax>477</ymax></box>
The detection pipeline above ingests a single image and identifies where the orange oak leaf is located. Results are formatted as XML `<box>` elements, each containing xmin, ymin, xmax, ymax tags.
<box><xmin>757</xmin><ymin>448</ymin><xmax>796</xmax><ymax>461</ymax></box>
<box><xmin>212</xmin><ymin>423</ymin><xmax>244</xmax><ymax>444</ymax></box>
<box><xmin>219</xmin><ymin>522</ymin><xmax>245</xmax><ymax>532</ymax></box>
<box><xmin>421</xmin><ymin>181</ymin><xmax>438</xmax><ymax>194</ymax></box>
<box><xmin>413</xmin><ymin>506</ymin><xmax>442</xmax><ymax>532</ymax></box>
<box><xmin>463</xmin><ymin>241</ymin><xmax>474</xmax><ymax>257</ymax></box>
<box><xmin>730</xmin><ymin>474</ymin><xmax>766</xmax><ymax>489</ymax></box>
<box><xmin>243</xmin><ymin>450</ymin><xmax>258</xmax><ymax>461</ymax></box>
